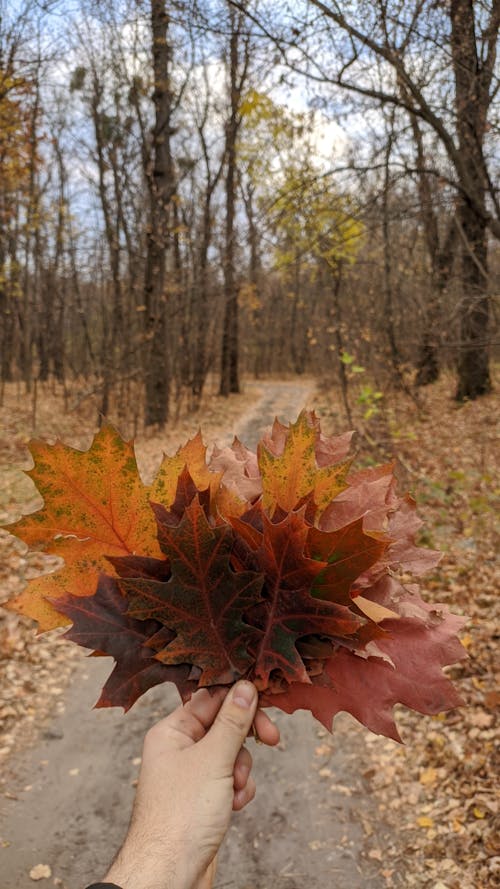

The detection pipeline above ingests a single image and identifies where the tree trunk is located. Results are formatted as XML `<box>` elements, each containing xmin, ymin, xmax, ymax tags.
<box><xmin>220</xmin><ymin>4</ymin><xmax>246</xmax><ymax>396</ymax></box>
<box><xmin>450</xmin><ymin>0</ymin><xmax>492</xmax><ymax>399</ymax></box>
<box><xmin>415</xmin><ymin>215</ymin><xmax>456</xmax><ymax>386</ymax></box>
<box><xmin>405</xmin><ymin>109</ymin><xmax>456</xmax><ymax>386</ymax></box>
<box><xmin>381</xmin><ymin>123</ymin><xmax>404</xmax><ymax>386</ymax></box>
<box><xmin>242</xmin><ymin>184</ymin><xmax>263</xmax><ymax>378</ymax></box>
<box><xmin>0</xmin><ymin>218</ymin><xmax>12</xmax><ymax>382</ymax></box>
<box><xmin>191</xmin><ymin>109</ymin><xmax>225</xmax><ymax>401</ymax></box>
<box><xmin>290</xmin><ymin>249</ymin><xmax>306</xmax><ymax>375</ymax></box>
<box><xmin>21</xmin><ymin>76</ymin><xmax>41</xmax><ymax>392</ymax></box>
<box><xmin>327</xmin><ymin>262</ymin><xmax>352</xmax><ymax>426</ymax></box>
<box><xmin>192</xmin><ymin>192</ymin><xmax>212</xmax><ymax>400</ymax></box>
<box><xmin>144</xmin><ymin>0</ymin><xmax>175</xmax><ymax>426</ymax></box>
<box><xmin>455</xmin><ymin>205</ymin><xmax>490</xmax><ymax>399</ymax></box>
<box><xmin>90</xmin><ymin>77</ymin><xmax>123</xmax><ymax>419</ymax></box>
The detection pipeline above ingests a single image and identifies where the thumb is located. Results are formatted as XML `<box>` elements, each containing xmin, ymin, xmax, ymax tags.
<box><xmin>203</xmin><ymin>681</ymin><xmax>258</xmax><ymax>771</ymax></box>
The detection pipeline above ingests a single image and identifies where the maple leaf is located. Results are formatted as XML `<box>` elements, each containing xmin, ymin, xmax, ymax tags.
<box><xmin>258</xmin><ymin>411</ymin><xmax>352</xmax><ymax>513</ymax></box>
<box><xmin>151</xmin><ymin>431</ymin><xmax>223</xmax><ymax>512</ymax></box>
<box><xmin>123</xmin><ymin>498</ymin><xmax>264</xmax><ymax>685</ymax></box>
<box><xmin>383</xmin><ymin>494</ymin><xmax>441</xmax><ymax>575</ymax></box>
<box><xmin>261</xmin><ymin>605</ymin><xmax>466</xmax><ymax>742</ymax></box>
<box><xmin>232</xmin><ymin>508</ymin><xmax>363</xmax><ymax>686</ymax></box>
<box><xmin>308</xmin><ymin>518</ymin><xmax>388</xmax><ymax>605</ymax></box>
<box><xmin>209</xmin><ymin>437</ymin><xmax>262</xmax><ymax>514</ymax></box>
<box><xmin>320</xmin><ymin>465</ymin><xmax>440</xmax><ymax>582</ymax></box>
<box><xmin>6</xmin><ymin>425</ymin><xmax>161</xmax><ymax>630</ymax></box>
<box><xmin>53</xmin><ymin>574</ymin><xmax>196</xmax><ymax>711</ymax></box>
<box><xmin>5</xmin><ymin>412</ymin><xmax>466</xmax><ymax>739</ymax></box>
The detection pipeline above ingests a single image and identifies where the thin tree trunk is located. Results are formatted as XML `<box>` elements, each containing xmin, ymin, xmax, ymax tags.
<box><xmin>143</xmin><ymin>0</ymin><xmax>175</xmax><ymax>426</ymax></box>
<box><xmin>406</xmin><ymin>109</ymin><xmax>457</xmax><ymax>386</ymax></box>
<box><xmin>192</xmin><ymin>195</ymin><xmax>212</xmax><ymax>399</ymax></box>
<box><xmin>192</xmin><ymin>116</ymin><xmax>225</xmax><ymax>400</ymax></box>
<box><xmin>220</xmin><ymin>4</ymin><xmax>247</xmax><ymax>396</ymax></box>
<box><xmin>455</xmin><ymin>205</ymin><xmax>490</xmax><ymax>399</ymax></box>
<box><xmin>328</xmin><ymin>262</ymin><xmax>352</xmax><ymax>426</ymax></box>
<box><xmin>0</xmin><ymin>215</ymin><xmax>12</xmax><ymax>382</ymax></box>
<box><xmin>242</xmin><ymin>184</ymin><xmax>262</xmax><ymax>378</ymax></box>
<box><xmin>89</xmin><ymin>76</ymin><xmax>123</xmax><ymax>419</ymax></box>
<box><xmin>381</xmin><ymin>133</ymin><xmax>404</xmax><ymax>385</ymax></box>
<box><xmin>21</xmin><ymin>76</ymin><xmax>41</xmax><ymax>392</ymax></box>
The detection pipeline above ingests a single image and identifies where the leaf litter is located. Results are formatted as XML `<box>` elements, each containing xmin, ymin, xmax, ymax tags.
<box><xmin>316</xmin><ymin>373</ymin><xmax>499</xmax><ymax>888</ymax></box>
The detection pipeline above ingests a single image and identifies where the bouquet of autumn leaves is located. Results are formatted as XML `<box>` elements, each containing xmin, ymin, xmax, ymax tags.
<box><xmin>6</xmin><ymin>411</ymin><xmax>466</xmax><ymax>742</ymax></box>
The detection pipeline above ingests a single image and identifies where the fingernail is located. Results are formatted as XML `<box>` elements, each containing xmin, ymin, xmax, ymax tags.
<box><xmin>232</xmin><ymin>681</ymin><xmax>256</xmax><ymax>709</ymax></box>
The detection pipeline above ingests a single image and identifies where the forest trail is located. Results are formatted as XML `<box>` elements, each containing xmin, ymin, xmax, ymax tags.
<box><xmin>0</xmin><ymin>379</ymin><xmax>388</xmax><ymax>889</ymax></box>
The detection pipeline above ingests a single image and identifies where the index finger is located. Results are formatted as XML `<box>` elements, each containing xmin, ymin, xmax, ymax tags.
<box><xmin>252</xmin><ymin>708</ymin><xmax>280</xmax><ymax>746</ymax></box>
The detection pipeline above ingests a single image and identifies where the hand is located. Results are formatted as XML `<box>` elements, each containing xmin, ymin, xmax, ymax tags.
<box><xmin>103</xmin><ymin>681</ymin><xmax>280</xmax><ymax>889</ymax></box>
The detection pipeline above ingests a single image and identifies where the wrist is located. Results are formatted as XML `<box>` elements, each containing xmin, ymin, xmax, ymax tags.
<box><xmin>104</xmin><ymin>833</ymin><xmax>193</xmax><ymax>889</ymax></box>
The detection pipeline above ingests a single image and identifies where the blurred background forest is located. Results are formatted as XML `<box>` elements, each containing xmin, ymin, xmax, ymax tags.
<box><xmin>1</xmin><ymin>0</ymin><xmax>498</xmax><ymax>431</ymax></box>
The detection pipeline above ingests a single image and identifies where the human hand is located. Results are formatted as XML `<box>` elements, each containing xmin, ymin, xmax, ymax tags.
<box><xmin>103</xmin><ymin>681</ymin><xmax>279</xmax><ymax>889</ymax></box>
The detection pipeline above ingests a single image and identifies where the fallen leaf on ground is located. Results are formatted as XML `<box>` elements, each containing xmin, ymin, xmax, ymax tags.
<box><xmin>29</xmin><ymin>864</ymin><xmax>52</xmax><ymax>880</ymax></box>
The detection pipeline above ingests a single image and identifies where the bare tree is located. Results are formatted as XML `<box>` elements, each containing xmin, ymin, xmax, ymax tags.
<box><xmin>220</xmin><ymin>1</ymin><xmax>251</xmax><ymax>396</ymax></box>
<box><xmin>409</xmin><ymin>113</ymin><xmax>457</xmax><ymax>386</ymax></box>
<box><xmin>302</xmin><ymin>0</ymin><xmax>499</xmax><ymax>398</ymax></box>
<box><xmin>143</xmin><ymin>0</ymin><xmax>177</xmax><ymax>426</ymax></box>
<box><xmin>191</xmin><ymin>58</ymin><xmax>225</xmax><ymax>400</ymax></box>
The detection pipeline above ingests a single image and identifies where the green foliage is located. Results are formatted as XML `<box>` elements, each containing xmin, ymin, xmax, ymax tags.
<box><xmin>340</xmin><ymin>352</ymin><xmax>383</xmax><ymax>419</ymax></box>
<box><xmin>356</xmin><ymin>384</ymin><xmax>384</xmax><ymax>419</ymax></box>
<box><xmin>340</xmin><ymin>351</ymin><xmax>365</xmax><ymax>373</ymax></box>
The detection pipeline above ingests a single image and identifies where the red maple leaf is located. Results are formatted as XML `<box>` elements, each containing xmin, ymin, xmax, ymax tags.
<box><xmin>123</xmin><ymin>497</ymin><xmax>264</xmax><ymax>685</ymax></box>
<box><xmin>261</xmin><ymin>595</ymin><xmax>466</xmax><ymax>742</ymax></box>
<box><xmin>232</xmin><ymin>508</ymin><xmax>363</xmax><ymax>686</ymax></box>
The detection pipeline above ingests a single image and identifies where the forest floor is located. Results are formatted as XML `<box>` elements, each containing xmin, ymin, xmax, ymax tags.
<box><xmin>0</xmin><ymin>373</ymin><xmax>498</xmax><ymax>888</ymax></box>
<box><xmin>315</xmin><ymin>374</ymin><xmax>499</xmax><ymax>888</ymax></box>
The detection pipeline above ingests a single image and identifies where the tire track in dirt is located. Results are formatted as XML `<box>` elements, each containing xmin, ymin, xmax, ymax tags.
<box><xmin>0</xmin><ymin>380</ymin><xmax>387</xmax><ymax>889</ymax></box>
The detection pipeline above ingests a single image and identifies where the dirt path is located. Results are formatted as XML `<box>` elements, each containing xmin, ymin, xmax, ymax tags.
<box><xmin>0</xmin><ymin>380</ymin><xmax>389</xmax><ymax>889</ymax></box>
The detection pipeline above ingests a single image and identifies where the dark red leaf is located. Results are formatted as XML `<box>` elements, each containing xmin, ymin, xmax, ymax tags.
<box><xmin>308</xmin><ymin>518</ymin><xmax>389</xmax><ymax>605</ymax></box>
<box><xmin>52</xmin><ymin>575</ymin><xmax>195</xmax><ymax>711</ymax></box>
<box><xmin>123</xmin><ymin>498</ymin><xmax>264</xmax><ymax>685</ymax></box>
<box><xmin>244</xmin><ymin>509</ymin><xmax>363</xmax><ymax>686</ymax></box>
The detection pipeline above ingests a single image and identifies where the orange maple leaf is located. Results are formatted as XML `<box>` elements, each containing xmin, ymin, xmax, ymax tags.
<box><xmin>7</xmin><ymin>424</ymin><xmax>161</xmax><ymax>631</ymax></box>
<box><xmin>151</xmin><ymin>431</ymin><xmax>224</xmax><ymax>510</ymax></box>
<box><xmin>258</xmin><ymin>411</ymin><xmax>352</xmax><ymax>513</ymax></box>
